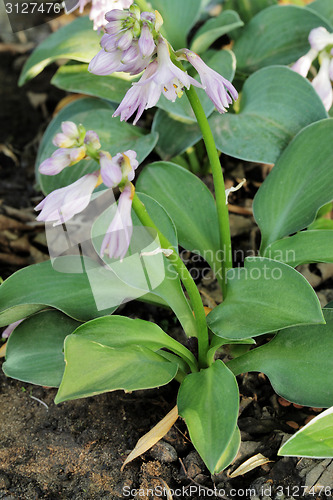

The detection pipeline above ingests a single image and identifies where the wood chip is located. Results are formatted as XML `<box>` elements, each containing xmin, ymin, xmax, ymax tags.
<box><xmin>121</xmin><ymin>406</ymin><xmax>178</xmax><ymax>471</ymax></box>
<box><xmin>228</xmin><ymin>453</ymin><xmax>272</xmax><ymax>478</ymax></box>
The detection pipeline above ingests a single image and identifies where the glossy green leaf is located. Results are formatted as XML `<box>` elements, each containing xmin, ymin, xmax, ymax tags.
<box><xmin>150</xmin><ymin>0</ymin><xmax>202</xmax><ymax>49</ymax></box>
<box><xmin>0</xmin><ymin>257</ymin><xmax>118</xmax><ymax>326</ymax></box>
<box><xmin>228</xmin><ymin>309</ymin><xmax>333</xmax><ymax>407</ymax></box>
<box><xmin>209</xmin><ymin>66</ymin><xmax>328</xmax><ymax>164</ymax></box>
<box><xmin>308</xmin><ymin>0</ymin><xmax>333</xmax><ymax>27</ymax></box>
<box><xmin>156</xmin><ymin>50</ymin><xmax>236</xmax><ymax>123</ymax></box>
<box><xmin>233</xmin><ymin>5</ymin><xmax>332</xmax><ymax>75</ymax></box>
<box><xmin>68</xmin><ymin>315</ymin><xmax>197</xmax><ymax>371</ymax></box>
<box><xmin>19</xmin><ymin>17</ymin><xmax>101</xmax><ymax>85</ymax></box>
<box><xmin>224</xmin><ymin>0</ymin><xmax>277</xmax><ymax>24</ymax></box>
<box><xmin>55</xmin><ymin>336</ymin><xmax>178</xmax><ymax>403</ymax></box>
<box><xmin>190</xmin><ymin>11</ymin><xmax>244</xmax><ymax>54</ymax></box>
<box><xmin>51</xmin><ymin>63</ymin><xmax>134</xmax><ymax>104</ymax></box>
<box><xmin>136</xmin><ymin>162</ymin><xmax>221</xmax><ymax>277</ymax></box>
<box><xmin>279</xmin><ymin>406</ymin><xmax>333</xmax><ymax>458</ymax></box>
<box><xmin>3</xmin><ymin>310</ymin><xmax>79</xmax><ymax>387</ymax></box>
<box><xmin>90</xmin><ymin>191</ymin><xmax>197</xmax><ymax>338</ymax></box>
<box><xmin>207</xmin><ymin>257</ymin><xmax>324</xmax><ymax>340</ymax></box>
<box><xmin>36</xmin><ymin>98</ymin><xmax>158</xmax><ymax>194</ymax></box>
<box><xmin>264</xmin><ymin>230</ymin><xmax>333</xmax><ymax>267</ymax></box>
<box><xmin>177</xmin><ymin>360</ymin><xmax>239</xmax><ymax>473</ymax></box>
<box><xmin>253</xmin><ymin>119</ymin><xmax>333</xmax><ymax>250</ymax></box>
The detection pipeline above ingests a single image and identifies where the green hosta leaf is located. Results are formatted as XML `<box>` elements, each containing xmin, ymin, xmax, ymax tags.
<box><xmin>149</xmin><ymin>0</ymin><xmax>202</xmax><ymax>49</ymax></box>
<box><xmin>19</xmin><ymin>17</ymin><xmax>101</xmax><ymax>85</ymax></box>
<box><xmin>90</xmin><ymin>191</ymin><xmax>197</xmax><ymax>338</ymax></box>
<box><xmin>68</xmin><ymin>315</ymin><xmax>197</xmax><ymax>371</ymax></box>
<box><xmin>308</xmin><ymin>0</ymin><xmax>333</xmax><ymax>27</ymax></box>
<box><xmin>152</xmin><ymin>109</ymin><xmax>202</xmax><ymax>160</ymax></box>
<box><xmin>253</xmin><ymin>119</ymin><xmax>333</xmax><ymax>250</ymax></box>
<box><xmin>233</xmin><ymin>5</ymin><xmax>332</xmax><ymax>75</ymax></box>
<box><xmin>156</xmin><ymin>50</ymin><xmax>236</xmax><ymax>123</ymax></box>
<box><xmin>177</xmin><ymin>360</ymin><xmax>239</xmax><ymax>473</ymax></box>
<box><xmin>207</xmin><ymin>257</ymin><xmax>324</xmax><ymax>340</ymax></box>
<box><xmin>3</xmin><ymin>310</ymin><xmax>79</xmax><ymax>387</ymax></box>
<box><xmin>278</xmin><ymin>406</ymin><xmax>333</xmax><ymax>458</ymax></box>
<box><xmin>264</xmin><ymin>230</ymin><xmax>333</xmax><ymax>267</ymax></box>
<box><xmin>36</xmin><ymin>98</ymin><xmax>158</xmax><ymax>195</ymax></box>
<box><xmin>224</xmin><ymin>0</ymin><xmax>277</xmax><ymax>24</ymax></box>
<box><xmin>228</xmin><ymin>309</ymin><xmax>333</xmax><ymax>407</ymax></box>
<box><xmin>55</xmin><ymin>336</ymin><xmax>178</xmax><ymax>403</ymax></box>
<box><xmin>51</xmin><ymin>63</ymin><xmax>134</xmax><ymax>104</ymax></box>
<box><xmin>190</xmin><ymin>11</ymin><xmax>244</xmax><ymax>54</ymax></box>
<box><xmin>136</xmin><ymin>162</ymin><xmax>221</xmax><ymax>277</ymax></box>
<box><xmin>0</xmin><ymin>257</ymin><xmax>118</xmax><ymax>326</ymax></box>
<box><xmin>209</xmin><ymin>66</ymin><xmax>328</xmax><ymax>164</ymax></box>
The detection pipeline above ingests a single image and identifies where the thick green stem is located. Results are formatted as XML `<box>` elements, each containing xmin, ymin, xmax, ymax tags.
<box><xmin>185</xmin><ymin>86</ymin><xmax>233</xmax><ymax>298</ymax></box>
<box><xmin>132</xmin><ymin>192</ymin><xmax>209</xmax><ymax>368</ymax></box>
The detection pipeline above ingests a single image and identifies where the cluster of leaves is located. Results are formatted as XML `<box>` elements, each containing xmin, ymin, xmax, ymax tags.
<box><xmin>1</xmin><ymin>0</ymin><xmax>333</xmax><ymax>473</ymax></box>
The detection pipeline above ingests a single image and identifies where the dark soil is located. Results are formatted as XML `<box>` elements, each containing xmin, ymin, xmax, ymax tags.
<box><xmin>1</xmin><ymin>17</ymin><xmax>333</xmax><ymax>500</ymax></box>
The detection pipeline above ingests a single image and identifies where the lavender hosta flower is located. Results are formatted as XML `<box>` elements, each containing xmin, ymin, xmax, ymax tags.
<box><xmin>113</xmin><ymin>39</ymin><xmax>200</xmax><ymax>123</ymax></box>
<box><xmin>291</xmin><ymin>48</ymin><xmax>318</xmax><ymax>78</ymax></box>
<box><xmin>312</xmin><ymin>52</ymin><xmax>333</xmax><ymax>110</ymax></box>
<box><xmin>309</xmin><ymin>27</ymin><xmax>333</xmax><ymax>52</ymax></box>
<box><xmin>35</xmin><ymin>173</ymin><xmax>99</xmax><ymax>226</ymax></box>
<box><xmin>39</xmin><ymin>146</ymin><xmax>86</xmax><ymax>176</ymax></box>
<box><xmin>100</xmin><ymin>183</ymin><xmax>134</xmax><ymax>260</ymax></box>
<box><xmin>181</xmin><ymin>49</ymin><xmax>238</xmax><ymax>113</ymax></box>
<box><xmin>100</xmin><ymin>150</ymin><xmax>138</xmax><ymax>186</ymax></box>
<box><xmin>53</xmin><ymin>121</ymin><xmax>81</xmax><ymax>148</ymax></box>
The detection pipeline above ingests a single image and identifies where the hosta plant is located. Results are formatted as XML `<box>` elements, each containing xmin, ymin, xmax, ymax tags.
<box><xmin>1</xmin><ymin>0</ymin><xmax>333</xmax><ymax>474</ymax></box>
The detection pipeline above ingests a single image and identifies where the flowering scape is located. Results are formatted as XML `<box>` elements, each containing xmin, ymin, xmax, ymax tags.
<box><xmin>88</xmin><ymin>5</ymin><xmax>238</xmax><ymax>124</ymax></box>
<box><xmin>35</xmin><ymin>120</ymin><xmax>139</xmax><ymax>260</ymax></box>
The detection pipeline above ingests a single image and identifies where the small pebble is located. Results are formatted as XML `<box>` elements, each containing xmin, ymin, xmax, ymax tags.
<box><xmin>149</xmin><ymin>440</ymin><xmax>177</xmax><ymax>463</ymax></box>
<box><xmin>0</xmin><ymin>473</ymin><xmax>11</xmax><ymax>490</ymax></box>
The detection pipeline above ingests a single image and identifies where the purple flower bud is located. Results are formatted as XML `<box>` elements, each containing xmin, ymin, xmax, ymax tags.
<box><xmin>84</xmin><ymin>130</ymin><xmax>101</xmax><ymax>150</ymax></box>
<box><xmin>182</xmin><ymin>49</ymin><xmax>238</xmax><ymax>113</ymax></box>
<box><xmin>117</xmin><ymin>29</ymin><xmax>134</xmax><ymax>50</ymax></box>
<box><xmin>2</xmin><ymin>319</ymin><xmax>24</xmax><ymax>339</ymax></box>
<box><xmin>35</xmin><ymin>173</ymin><xmax>99</xmax><ymax>226</ymax></box>
<box><xmin>140</xmin><ymin>11</ymin><xmax>155</xmax><ymax>23</ymax></box>
<box><xmin>100</xmin><ymin>183</ymin><xmax>134</xmax><ymax>260</ymax></box>
<box><xmin>138</xmin><ymin>24</ymin><xmax>156</xmax><ymax>58</ymax></box>
<box><xmin>89</xmin><ymin>48</ymin><xmax>123</xmax><ymax>75</ymax></box>
<box><xmin>105</xmin><ymin>7</ymin><xmax>129</xmax><ymax>22</ymax></box>
<box><xmin>100</xmin><ymin>151</ymin><xmax>123</xmax><ymax>187</ymax></box>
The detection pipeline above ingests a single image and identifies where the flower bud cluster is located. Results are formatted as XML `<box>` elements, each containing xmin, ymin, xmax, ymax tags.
<box><xmin>89</xmin><ymin>5</ymin><xmax>238</xmax><ymax>124</ymax></box>
<box><xmin>39</xmin><ymin>121</ymin><xmax>101</xmax><ymax>176</ymax></box>
<box><xmin>89</xmin><ymin>7</ymin><xmax>161</xmax><ymax>76</ymax></box>
<box><xmin>292</xmin><ymin>27</ymin><xmax>333</xmax><ymax>110</ymax></box>
<box><xmin>35</xmin><ymin>121</ymin><xmax>139</xmax><ymax>260</ymax></box>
